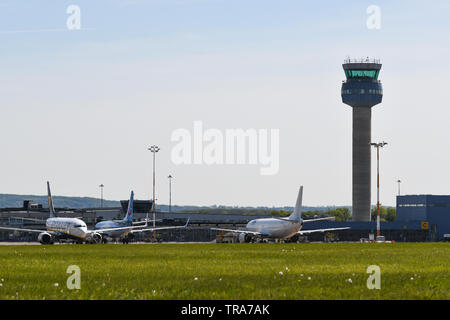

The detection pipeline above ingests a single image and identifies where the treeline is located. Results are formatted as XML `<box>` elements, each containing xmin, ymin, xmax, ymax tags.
<box><xmin>185</xmin><ymin>207</ymin><xmax>354</xmax><ymax>221</ymax></box>
<box><xmin>370</xmin><ymin>206</ymin><xmax>396</xmax><ymax>222</ymax></box>
<box><xmin>303</xmin><ymin>208</ymin><xmax>352</xmax><ymax>221</ymax></box>
<box><xmin>0</xmin><ymin>194</ymin><xmax>396</xmax><ymax>222</ymax></box>
<box><xmin>188</xmin><ymin>206</ymin><xmax>396</xmax><ymax>222</ymax></box>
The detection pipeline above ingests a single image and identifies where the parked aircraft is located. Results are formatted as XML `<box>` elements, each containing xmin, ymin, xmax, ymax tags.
<box><xmin>211</xmin><ymin>186</ymin><xmax>350</xmax><ymax>242</ymax></box>
<box><xmin>95</xmin><ymin>190</ymin><xmax>189</xmax><ymax>243</ymax></box>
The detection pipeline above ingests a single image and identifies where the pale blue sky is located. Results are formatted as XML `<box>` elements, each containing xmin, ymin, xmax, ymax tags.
<box><xmin>1</xmin><ymin>0</ymin><xmax>449</xmax><ymax>207</ymax></box>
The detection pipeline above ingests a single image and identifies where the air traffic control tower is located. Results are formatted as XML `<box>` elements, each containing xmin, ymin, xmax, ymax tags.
<box><xmin>341</xmin><ymin>58</ymin><xmax>383</xmax><ymax>221</ymax></box>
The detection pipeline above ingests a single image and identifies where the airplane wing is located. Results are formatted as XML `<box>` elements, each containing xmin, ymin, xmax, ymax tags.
<box><xmin>272</xmin><ymin>218</ymin><xmax>300</xmax><ymax>224</ymax></box>
<box><xmin>131</xmin><ymin>219</ymin><xmax>162</xmax><ymax>225</ymax></box>
<box><xmin>0</xmin><ymin>226</ymin><xmax>54</xmax><ymax>234</ymax></box>
<box><xmin>274</xmin><ymin>217</ymin><xmax>336</xmax><ymax>223</ymax></box>
<box><xmin>297</xmin><ymin>227</ymin><xmax>350</xmax><ymax>235</ymax></box>
<box><xmin>130</xmin><ymin>225</ymin><xmax>187</xmax><ymax>233</ymax></box>
<box><xmin>130</xmin><ymin>218</ymin><xmax>190</xmax><ymax>233</ymax></box>
<box><xmin>210</xmin><ymin>228</ymin><xmax>267</xmax><ymax>236</ymax></box>
<box><xmin>302</xmin><ymin>217</ymin><xmax>336</xmax><ymax>223</ymax></box>
<box><xmin>6</xmin><ymin>217</ymin><xmax>47</xmax><ymax>223</ymax></box>
<box><xmin>88</xmin><ymin>225</ymin><xmax>147</xmax><ymax>234</ymax></box>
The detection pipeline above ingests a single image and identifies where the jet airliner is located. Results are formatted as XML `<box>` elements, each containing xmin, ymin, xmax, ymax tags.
<box><xmin>211</xmin><ymin>186</ymin><xmax>350</xmax><ymax>242</ymax></box>
<box><xmin>95</xmin><ymin>190</ymin><xmax>190</xmax><ymax>243</ymax></box>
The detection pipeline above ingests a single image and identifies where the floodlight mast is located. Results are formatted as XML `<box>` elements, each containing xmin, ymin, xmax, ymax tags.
<box><xmin>168</xmin><ymin>174</ymin><xmax>173</xmax><ymax>213</ymax></box>
<box><xmin>148</xmin><ymin>145</ymin><xmax>160</xmax><ymax>229</ymax></box>
<box><xmin>370</xmin><ymin>141</ymin><xmax>387</xmax><ymax>237</ymax></box>
<box><xmin>99</xmin><ymin>184</ymin><xmax>104</xmax><ymax>208</ymax></box>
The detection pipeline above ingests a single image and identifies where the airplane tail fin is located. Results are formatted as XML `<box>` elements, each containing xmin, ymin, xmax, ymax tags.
<box><xmin>288</xmin><ymin>186</ymin><xmax>303</xmax><ymax>222</ymax></box>
<box><xmin>124</xmin><ymin>191</ymin><xmax>134</xmax><ymax>223</ymax></box>
<box><xmin>47</xmin><ymin>181</ymin><xmax>56</xmax><ymax>218</ymax></box>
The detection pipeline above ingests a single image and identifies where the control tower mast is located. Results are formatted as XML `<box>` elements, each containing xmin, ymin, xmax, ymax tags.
<box><xmin>341</xmin><ymin>58</ymin><xmax>383</xmax><ymax>221</ymax></box>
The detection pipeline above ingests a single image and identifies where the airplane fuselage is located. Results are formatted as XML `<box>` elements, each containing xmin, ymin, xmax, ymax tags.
<box><xmin>246</xmin><ymin>218</ymin><xmax>303</xmax><ymax>239</ymax></box>
<box><xmin>95</xmin><ymin>220</ymin><xmax>131</xmax><ymax>239</ymax></box>
<box><xmin>46</xmin><ymin>217</ymin><xmax>88</xmax><ymax>239</ymax></box>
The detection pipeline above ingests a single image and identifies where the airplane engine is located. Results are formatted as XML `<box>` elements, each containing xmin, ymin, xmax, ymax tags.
<box><xmin>37</xmin><ymin>232</ymin><xmax>54</xmax><ymax>245</ymax></box>
<box><xmin>238</xmin><ymin>233</ymin><xmax>252</xmax><ymax>243</ymax></box>
<box><xmin>88</xmin><ymin>232</ymin><xmax>103</xmax><ymax>244</ymax></box>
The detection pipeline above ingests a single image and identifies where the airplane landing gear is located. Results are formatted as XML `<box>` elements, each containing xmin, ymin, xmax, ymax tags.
<box><xmin>122</xmin><ymin>234</ymin><xmax>134</xmax><ymax>244</ymax></box>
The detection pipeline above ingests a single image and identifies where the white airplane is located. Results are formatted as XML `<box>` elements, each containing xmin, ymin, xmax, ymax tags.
<box><xmin>211</xmin><ymin>186</ymin><xmax>350</xmax><ymax>243</ymax></box>
<box><xmin>0</xmin><ymin>182</ymin><xmax>156</xmax><ymax>244</ymax></box>
<box><xmin>95</xmin><ymin>190</ymin><xmax>190</xmax><ymax>243</ymax></box>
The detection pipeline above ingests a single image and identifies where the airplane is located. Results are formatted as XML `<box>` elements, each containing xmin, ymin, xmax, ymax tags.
<box><xmin>126</xmin><ymin>216</ymin><xmax>191</xmax><ymax>243</ymax></box>
<box><xmin>95</xmin><ymin>190</ymin><xmax>190</xmax><ymax>243</ymax></box>
<box><xmin>0</xmin><ymin>182</ymin><xmax>154</xmax><ymax>244</ymax></box>
<box><xmin>211</xmin><ymin>186</ymin><xmax>350</xmax><ymax>243</ymax></box>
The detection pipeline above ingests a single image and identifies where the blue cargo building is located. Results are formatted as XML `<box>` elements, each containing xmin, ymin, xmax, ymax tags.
<box><xmin>397</xmin><ymin>195</ymin><xmax>450</xmax><ymax>240</ymax></box>
<box><xmin>301</xmin><ymin>220</ymin><xmax>426</xmax><ymax>242</ymax></box>
<box><xmin>303</xmin><ymin>195</ymin><xmax>450</xmax><ymax>241</ymax></box>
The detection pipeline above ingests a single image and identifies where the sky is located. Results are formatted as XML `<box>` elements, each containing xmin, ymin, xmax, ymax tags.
<box><xmin>1</xmin><ymin>0</ymin><xmax>449</xmax><ymax>208</ymax></box>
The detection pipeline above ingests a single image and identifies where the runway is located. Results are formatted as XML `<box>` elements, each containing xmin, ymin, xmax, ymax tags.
<box><xmin>0</xmin><ymin>241</ymin><xmax>214</xmax><ymax>245</ymax></box>
<box><xmin>0</xmin><ymin>242</ymin><xmax>41</xmax><ymax>245</ymax></box>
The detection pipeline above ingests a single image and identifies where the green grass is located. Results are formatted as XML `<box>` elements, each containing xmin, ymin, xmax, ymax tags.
<box><xmin>0</xmin><ymin>243</ymin><xmax>448</xmax><ymax>300</ymax></box>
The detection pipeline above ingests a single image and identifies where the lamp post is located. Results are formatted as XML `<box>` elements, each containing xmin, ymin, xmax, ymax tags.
<box><xmin>370</xmin><ymin>141</ymin><xmax>388</xmax><ymax>238</ymax></box>
<box><xmin>397</xmin><ymin>179</ymin><xmax>401</xmax><ymax>196</ymax></box>
<box><xmin>168</xmin><ymin>175</ymin><xmax>173</xmax><ymax>213</ymax></box>
<box><xmin>148</xmin><ymin>145</ymin><xmax>160</xmax><ymax>228</ymax></box>
<box><xmin>99</xmin><ymin>184</ymin><xmax>104</xmax><ymax>208</ymax></box>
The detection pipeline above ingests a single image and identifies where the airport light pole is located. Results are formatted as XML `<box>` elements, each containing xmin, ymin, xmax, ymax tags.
<box><xmin>370</xmin><ymin>141</ymin><xmax>388</xmax><ymax>237</ymax></box>
<box><xmin>99</xmin><ymin>184</ymin><xmax>104</xmax><ymax>208</ymax></box>
<box><xmin>148</xmin><ymin>145</ymin><xmax>160</xmax><ymax>228</ymax></box>
<box><xmin>168</xmin><ymin>174</ymin><xmax>173</xmax><ymax>213</ymax></box>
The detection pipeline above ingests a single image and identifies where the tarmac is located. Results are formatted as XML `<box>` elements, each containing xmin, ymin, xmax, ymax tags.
<box><xmin>0</xmin><ymin>241</ymin><xmax>214</xmax><ymax>245</ymax></box>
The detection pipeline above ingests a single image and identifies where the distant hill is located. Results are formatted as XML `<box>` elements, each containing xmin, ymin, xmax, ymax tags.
<box><xmin>0</xmin><ymin>193</ymin><xmax>350</xmax><ymax>213</ymax></box>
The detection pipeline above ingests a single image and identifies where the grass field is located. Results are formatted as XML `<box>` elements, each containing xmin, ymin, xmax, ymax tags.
<box><xmin>0</xmin><ymin>243</ymin><xmax>448</xmax><ymax>300</ymax></box>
